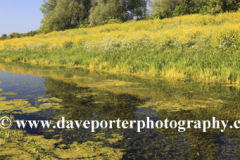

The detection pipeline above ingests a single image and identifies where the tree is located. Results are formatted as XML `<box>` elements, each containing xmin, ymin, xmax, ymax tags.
<box><xmin>89</xmin><ymin>0</ymin><xmax>126</xmax><ymax>25</ymax></box>
<box><xmin>150</xmin><ymin>0</ymin><xmax>240</xmax><ymax>19</ymax></box>
<box><xmin>40</xmin><ymin>0</ymin><xmax>57</xmax><ymax>15</ymax></box>
<box><xmin>40</xmin><ymin>0</ymin><xmax>91</xmax><ymax>32</ymax></box>
<box><xmin>207</xmin><ymin>0</ymin><xmax>240</xmax><ymax>14</ymax></box>
<box><xmin>173</xmin><ymin>0</ymin><xmax>208</xmax><ymax>16</ymax></box>
<box><xmin>8</xmin><ymin>32</ymin><xmax>22</xmax><ymax>39</ymax></box>
<box><xmin>0</xmin><ymin>34</ymin><xmax>7</xmax><ymax>40</ymax></box>
<box><xmin>124</xmin><ymin>0</ymin><xmax>149</xmax><ymax>19</ymax></box>
<box><xmin>150</xmin><ymin>0</ymin><xmax>178</xmax><ymax>18</ymax></box>
<box><xmin>89</xmin><ymin>0</ymin><xmax>149</xmax><ymax>26</ymax></box>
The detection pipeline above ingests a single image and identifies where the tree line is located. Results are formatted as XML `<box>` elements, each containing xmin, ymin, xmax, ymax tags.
<box><xmin>39</xmin><ymin>0</ymin><xmax>149</xmax><ymax>33</ymax></box>
<box><xmin>0</xmin><ymin>30</ymin><xmax>41</xmax><ymax>40</ymax></box>
<box><xmin>150</xmin><ymin>0</ymin><xmax>240</xmax><ymax>19</ymax></box>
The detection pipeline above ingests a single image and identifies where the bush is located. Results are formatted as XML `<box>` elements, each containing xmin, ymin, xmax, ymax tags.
<box><xmin>63</xmin><ymin>41</ymin><xmax>73</xmax><ymax>49</ymax></box>
<box><xmin>0</xmin><ymin>34</ymin><xmax>7</xmax><ymax>40</ymax></box>
<box><xmin>8</xmin><ymin>32</ymin><xmax>21</xmax><ymax>39</ymax></box>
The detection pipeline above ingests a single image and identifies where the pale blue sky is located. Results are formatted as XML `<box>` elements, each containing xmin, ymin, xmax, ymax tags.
<box><xmin>0</xmin><ymin>1</ymin><xmax>43</xmax><ymax>36</ymax></box>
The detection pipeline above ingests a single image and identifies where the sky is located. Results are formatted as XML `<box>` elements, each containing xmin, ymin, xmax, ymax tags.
<box><xmin>0</xmin><ymin>1</ymin><xmax>44</xmax><ymax>36</ymax></box>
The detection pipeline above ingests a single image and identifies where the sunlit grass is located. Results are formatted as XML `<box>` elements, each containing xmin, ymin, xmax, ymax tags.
<box><xmin>1</xmin><ymin>11</ymin><xmax>240</xmax><ymax>83</ymax></box>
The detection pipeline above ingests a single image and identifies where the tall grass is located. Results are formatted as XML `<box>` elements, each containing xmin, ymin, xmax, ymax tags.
<box><xmin>1</xmin><ymin>11</ymin><xmax>240</xmax><ymax>83</ymax></box>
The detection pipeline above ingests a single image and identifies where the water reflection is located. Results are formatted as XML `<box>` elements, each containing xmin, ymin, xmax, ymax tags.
<box><xmin>1</xmin><ymin>62</ymin><xmax>240</xmax><ymax>159</ymax></box>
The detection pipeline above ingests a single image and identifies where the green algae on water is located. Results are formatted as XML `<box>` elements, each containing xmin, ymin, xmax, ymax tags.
<box><xmin>138</xmin><ymin>98</ymin><xmax>229</xmax><ymax>112</ymax></box>
<box><xmin>0</xmin><ymin>95</ymin><xmax>63</xmax><ymax>114</ymax></box>
<box><xmin>36</xmin><ymin>96</ymin><xmax>63</xmax><ymax>103</ymax></box>
<box><xmin>0</xmin><ymin>128</ymin><xmax>124</xmax><ymax>159</ymax></box>
<box><xmin>0</xmin><ymin>92</ymin><xmax>18</xmax><ymax>96</ymax></box>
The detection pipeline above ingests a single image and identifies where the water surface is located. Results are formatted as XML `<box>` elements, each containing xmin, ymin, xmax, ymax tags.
<box><xmin>0</xmin><ymin>62</ymin><xmax>240</xmax><ymax>159</ymax></box>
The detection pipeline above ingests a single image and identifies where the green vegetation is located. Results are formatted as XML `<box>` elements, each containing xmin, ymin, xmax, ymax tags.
<box><xmin>40</xmin><ymin>0</ymin><xmax>148</xmax><ymax>32</ymax></box>
<box><xmin>0</xmin><ymin>30</ymin><xmax>41</xmax><ymax>41</ymax></box>
<box><xmin>0</xmin><ymin>34</ymin><xmax>7</xmax><ymax>40</ymax></box>
<box><xmin>89</xmin><ymin>0</ymin><xmax>126</xmax><ymax>26</ymax></box>
<box><xmin>1</xmin><ymin>11</ymin><xmax>240</xmax><ymax>83</ymax></box>
<box><xmin>1</xmin><ymin>1</ymin><xmax>240</xmax><ymax>84</ymax></box>
<box><xmin>150</xmin><ymin>0</ymin><xmax>240</xmax><ymax>19</ymax></box>
<box><xmin>0</xmin><ymin>128</ymin><xmax>124</xmax><ymax>159</ymax></box>
<box><xmin>40</xmin><ymin>0</ymin><xmax>90</xmax><ymax>32</ymax></box>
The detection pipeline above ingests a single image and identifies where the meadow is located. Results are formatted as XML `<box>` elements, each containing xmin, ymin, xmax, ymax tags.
<box><xmin>1</xmin><ymin>11</ymin><xmax>240</xmax><ymax>83</ymax></box>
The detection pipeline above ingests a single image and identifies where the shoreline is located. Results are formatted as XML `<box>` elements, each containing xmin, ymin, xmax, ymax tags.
<box><xmin>0</xmin><ymin>56</ymin><xmax>239</xmax><ymax>86</ymax></box>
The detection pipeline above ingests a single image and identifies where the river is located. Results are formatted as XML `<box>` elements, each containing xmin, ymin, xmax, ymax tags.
<box><xmin>0</xmin><ymin>62</ymin><xmax>240</xmax><ymax>159</ymax></box>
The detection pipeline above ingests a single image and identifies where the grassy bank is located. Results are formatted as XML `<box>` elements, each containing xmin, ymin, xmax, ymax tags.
<box><xmin>1</xmin><ymin>11</ymin><xmax>240</xmax><ymax>83</ymax></box>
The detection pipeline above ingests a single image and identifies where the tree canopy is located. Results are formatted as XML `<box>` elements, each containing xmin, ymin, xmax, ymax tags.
<box><xmin>40</xmin><ymin>0</ymin><xmax>149</xmax><ymax>32</ymax></box>
<box><xmin>89</xmin><ymin>0</ymin><xmax>126</xmax><ymax>25</ymax></box>
<box><xmin>40</xmin><ymin>0</ymin><xmax>91</xmax><ymax>32</ymax></box>
<box><xmin>150</xmin><ymin>0</ymin><xmax>240</xmax><ymax>19</ymax></box>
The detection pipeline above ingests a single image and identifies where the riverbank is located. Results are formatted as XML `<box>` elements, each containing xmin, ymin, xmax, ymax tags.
<box><xmin>1</xmin><ymin>11</ymin><xmax>240</xmax><ymax>84</ymax></box>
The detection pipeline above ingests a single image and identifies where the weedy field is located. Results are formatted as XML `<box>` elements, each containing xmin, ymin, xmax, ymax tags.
<box><xmin>1</xmin><ymin>11</ymin><xmax>240</xmax><ymax>83</ymax></box>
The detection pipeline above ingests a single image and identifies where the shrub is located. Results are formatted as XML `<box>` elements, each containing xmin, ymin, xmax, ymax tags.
<box><xmin>63</xmin><ymin>41</ymin><xmax>73</xmax><ymax>49</ymax></box>
<box><xmin>0</xmin><ymin>34</ymin><xmax>7</xmax><ymax>40</ymax></box>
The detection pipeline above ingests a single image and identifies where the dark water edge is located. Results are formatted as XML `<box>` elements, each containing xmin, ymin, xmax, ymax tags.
<box><xmin>1</xmin><ymin>62</ymin><xmax>240</xmax><ymax>159</ymax></box>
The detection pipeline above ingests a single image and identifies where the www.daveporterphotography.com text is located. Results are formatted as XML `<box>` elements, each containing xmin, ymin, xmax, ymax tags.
<box><xmin>2</xmin><ymin>116</ymin><xmax>240</xmax><ymax>133</ymax></box>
